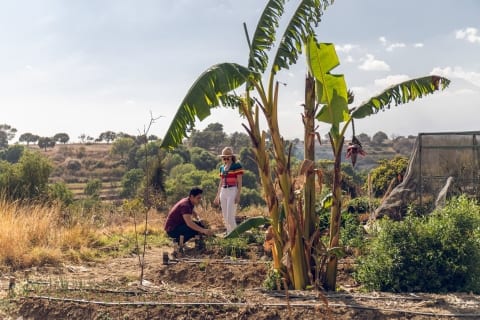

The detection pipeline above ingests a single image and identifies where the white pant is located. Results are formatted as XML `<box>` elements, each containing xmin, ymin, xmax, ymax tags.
<box><xmin>220</xmin><ymin>186</ymin><xmax>237</xmax><ymax>233</ymax></box>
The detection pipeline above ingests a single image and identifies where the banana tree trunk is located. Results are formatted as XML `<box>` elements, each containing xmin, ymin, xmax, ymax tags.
<box><xmin>303</xmin><ymin>73</ymin><xmax>316</xmax><ymax>239</ymax></box>
<box><xmin>325</xmin><ymin>136</ymin><xmax>344</xmax><ymax>290</ymax></box>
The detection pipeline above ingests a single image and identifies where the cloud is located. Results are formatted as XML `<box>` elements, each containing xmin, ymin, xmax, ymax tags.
<box><xmin>358</xmin><ymin>54</ymin><xmax>390</xmax><ymax>71</ymax></box>
<box><xmin>431</xmin><ymin>66</ymin><xmax>480</xmax><ymax>88</ymax></box>
<box><xmin>379</xmin><ymin>36</ymin><xmax>387</xmax><ymax>45</ymax></box>
<box><xmin>386</xmin><ymin>42</ymin><xmax>406</xmax><ymax>52</ymax></box>
<box><xmin>455</xmin><ymin>27</ymin><xmax>480</xmax><ymax>44</ymax></box>
<box><xmin>413</xmin><ymin>43</ymin><xmax>424</xmax><ymax>48</ymax></box>
<box><xmin>374</xmin><ymin>74</ymin><xmax>410</xmax><ymax>88</ymax></box>
<box><xmin>335</xmin><ymin>43</ymin><xmax>357</xmax><ymax>53</ymax></box>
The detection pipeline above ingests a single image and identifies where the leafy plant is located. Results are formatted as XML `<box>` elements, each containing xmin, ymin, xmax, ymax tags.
<box><xmin>355</xmin><ymin>195</ymin><xmax>480</xmax><ymax>293</ymax></box>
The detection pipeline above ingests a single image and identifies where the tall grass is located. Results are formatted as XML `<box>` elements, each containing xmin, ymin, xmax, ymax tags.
<box><xmin>0</xmin><ymin>198</ymin><xmax>94</xmax><ymax>269</ymax></box>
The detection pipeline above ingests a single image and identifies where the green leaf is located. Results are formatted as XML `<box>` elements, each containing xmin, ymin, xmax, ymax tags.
<box><xmin>224</xmin><ymin>216</ymin><xmax>271</xmax><ymax>239</ymax></box>
<box><xmin>306</xmin><ymin>38</ymin><xmax>348</xmax><ymax>126</ymax></box>
<box><xmin>351</xmin><ymin>76</ymin><xmax>451</xmax><ymax>119</ymax></box>
<box><xmin>160</xmin><ymin>63</ymin><xmax>251</xmax><ymax>150</ymax></box>
<box><xmin>270</xmin><ymin>0</ymin><xmax>333</xmax><ymax>74</ymax></box>
<box><xmin>248</xmin><ymin>0</ymin><xmax>286</xmax><ymax>73</ymax></box>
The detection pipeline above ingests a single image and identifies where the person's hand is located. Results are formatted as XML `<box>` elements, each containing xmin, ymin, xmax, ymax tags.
<box><xmin>213</xmin><ymin>196</ymin><xmax>220</xmax><ymax>206</ymax></box>
<box><xmin>203</xmin><ymin>229</ymin><xmax>214</xmax><ymax>236</ymax></box>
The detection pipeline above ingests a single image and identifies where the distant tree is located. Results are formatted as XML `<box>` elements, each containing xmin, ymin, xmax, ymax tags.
<box><xmin>188</xmin><ymin>123</ymin><xmax>226</xmax><ymax>152</ymax></box>
<box><xmin>78</xmin><ymin>134</ymin><xmax>87</xmax><ymax>143</ymax></box>
<box><xmin>38</xmin><ymin>137</ymin><xmax>56</xmax><ymax>151</ymax></box>
<box><xmin>241</xmin><ymin>170</ymin><xmax>259</xmax><ymax>190</ymax></box>
<box><xmin>190</xmin><ymin>147</ymin><xmax>217</xmax><ymax>171</ymax></box>
<box><xmin>120</xmin><ymin>168</ymin><xmax>144</xmax><ymax>198</ymax></box>
<box><xmin>372</xmin><ymin>131</ymin><xmax>389</xmax><ymax>145</ymax></box>
<box><xmin>84</xmin><ymin>178</ymin><xmax>102</xmax><ymax>199</ymax></box>
<box><xmin>53</xmin><ymin>133</ymin><xmax>70</xmax><ymax>144</ymax></box>
<box><xmin>392</xmin><ymin>136</ymin><xmax>415</xmax><ymax>154</ymax></box>
<box><xmin>238</xmin><ymin>147</ymin><xmax>259</xmax><ymax>178</ymax></box>
<box><xmin>19</xmin><ymin>133</ymin><xmax>38</xmax><ymax>145</ymax></box>
<box><xmin>357</xmin><ymin>133</ymin><xmax>371</xmax><ymax>144</ymax></box>
<box><xmin>0</xmin><ymin>124</ymin><xmax>17</xmax><ymax>149</ymax></box>
<box><xmin>99</xmin><ymin>131</ymin><xmax>117</xmax><ymax>144</ymax></box>
<box><xmin>228</xmin><ymin>132</ymin><xmax>251</xmax><ymax>153</ymax></box>
<box><xmin>148</xmin><ymin>134</ymin><xmax>158</xmax><ymax>141</ymax></box>
<box><xmin>48</xmin><ymin>182</ymin><xmax>74</xmax><ymax>206</ymax></box>
<box><xmin>15</xmin><ymin>150</ymin><xmax>52</xmax><ymax>200</ymax></box>
<box><xmin>111</xmin><ymin>137</ymin><xmax>135</xmax><ymax>159</ymax></box>
<box><xmin>0</xmin><ymin>145</ymin><xmax>25</xmax><ymax>163</ymax></box>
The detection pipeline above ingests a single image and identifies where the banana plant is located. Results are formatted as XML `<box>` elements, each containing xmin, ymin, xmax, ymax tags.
<box><xmin>305</xmin><ymin>36</ymin><xmax>451</xmax><ymax>290</ymax></box>
<box><xmin>161</xmin><ymin>0</ymin><xmax>334</xmax><ymax>289</ymax></box>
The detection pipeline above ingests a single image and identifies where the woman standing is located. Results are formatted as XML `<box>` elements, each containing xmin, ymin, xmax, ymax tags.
<box><xmin>214</xmin><ymin>147</ymin><xmax>243</xmax><ymax>234</ymax></box>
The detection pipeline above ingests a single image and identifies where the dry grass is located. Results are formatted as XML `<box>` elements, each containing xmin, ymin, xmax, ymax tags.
<box><xmin>0</xmin><ymin>198</ymin><xmax>96</xmax><ymax>270</ymax></box>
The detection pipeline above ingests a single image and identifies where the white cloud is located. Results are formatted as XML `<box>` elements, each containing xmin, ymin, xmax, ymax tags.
<box><xmin>386</xmin><ymin>42</ymin><xmax>406</xmax><ymax>52</ymax></box>
<box><xmin>335</xmin><ymin>43</ymin><xmax>357</xmax><ymax>53</ymax></box>
<box><xmin>358</xmin><ymin>54</ymin><xmax>390</xmax><ymax>71</ymax></box>
<box><xmin>374</xmin><ymin>74</ymin><xmax>410</xmax><ymax>88</ymax></box>
<box><xmin>431</xmin><ymin>66</ymin><xmax>480</xmax><ymax>88</ymax></box>
<box><xmin>455</xmin><ymin>27</ymin><xmax>480</xmax><ymax>44</ymax></box>
<box><xmin>379</xmin><ymin>36</ymin><xmax>387</xmax><ymax>45</ymax></box>
<box><xmin>413</xmin><ymin>43</ymin><xmax>424</xmax><ymax>48</ymax></box>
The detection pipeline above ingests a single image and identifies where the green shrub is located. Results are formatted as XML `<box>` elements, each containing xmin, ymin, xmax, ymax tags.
<box><xmin>354</xmin><ymin>195</ymin><xmax>480</xmax><ymax>293</ymax></box>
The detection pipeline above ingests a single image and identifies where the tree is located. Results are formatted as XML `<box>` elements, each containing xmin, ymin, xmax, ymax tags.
<box><xmin>54</xmin><ymin>133</ymin><xmax>70</xmax><ymax>144</ymax></box>
<box><xmin>111</xmin><ymin>137</ymin><xmax>135</xmax><ymax>160</ymax></box>
<box><xmin>0</xmin><ymin>145</ymin><xmax>25</xmax><ymax>163</ymax></box>
<box><xmin>0</xmin><ymin>124</ymin><xmax>17</xmax><ymax>149</ymax></box>
<box><xmin>99</xmin><ymin>131</ymin><xmax>117</xmax><ymax>143</ymax></box>
<box><xmin>228</xmin><ymin>132</ymin><xmax>251</xmax><ymax>153</ymax></box>
<box><xmin>372</xmin><ymin>131</ymin><xmax>389</xmax><ymax>145</ymax></box>
<box><xmin>190</xmin><ymin>147</ymin><xmax>218</xmax><ymax>171</ymax></box>
<box><xmin>304</xmin><ymin>36</ymin><xmax>450</xmax><ymax>289</ymax></box>
<box><xmin>19</xmin><ymin>132</ymin><xmax>39</xmax><ymax>145</ymax></box>
<box><xmin>188</xmin><ymin>123</ymin><xmax>227</xmax><ymax>152</ymax></box>
<box><xmin>84</xmin><ymin>178</ymin><xmax>102</xmax><ymax>199</ymax></box>
<box><xmin>161</xmin><ymin>0</ymin><xmax>335</xmax><ymax>290</ymax></box>
<box><xmin>38</xmin><ymin>137</ymin><xmax>56</xmax><ymax>151</ymax></box>
<box><xmin>160</xmin><ymin>0</ymin><xmax>450</xmax><ymax>291</ymax></box>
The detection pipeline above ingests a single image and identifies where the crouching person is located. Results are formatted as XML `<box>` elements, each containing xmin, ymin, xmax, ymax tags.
<box><xmin>164</xmin><ymin>187</ymin><xmax>214</xmax><ymax>245</ymax></box>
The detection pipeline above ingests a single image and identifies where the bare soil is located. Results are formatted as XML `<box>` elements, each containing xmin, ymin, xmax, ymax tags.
<box><xmin>1</xmin><ymin>244</ymin><xmax>479</xmax><ymax>320</ymax></box>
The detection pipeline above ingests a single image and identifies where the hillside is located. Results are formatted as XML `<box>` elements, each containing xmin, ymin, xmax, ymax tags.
<box><xmin>29</xmin><ymin>143</ymin><xmax>126</xmax><ymax>201</ymax></box>
<box><xmin>31</xmin><ymin>137</ymin><xmax>415</xmax><ymax>200</ymax></box>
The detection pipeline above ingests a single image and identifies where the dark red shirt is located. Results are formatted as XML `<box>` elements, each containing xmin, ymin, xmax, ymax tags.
<box><xmin>164</xmin><ymin>197</ymin><xmax>194</xmax><ymax>232</ymax></box>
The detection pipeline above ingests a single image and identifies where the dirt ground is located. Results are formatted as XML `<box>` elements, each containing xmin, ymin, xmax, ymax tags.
<box><xmin>1</xmin><ymin>244</ymin><xmax>479</xmax><ymax>320</ymax></box>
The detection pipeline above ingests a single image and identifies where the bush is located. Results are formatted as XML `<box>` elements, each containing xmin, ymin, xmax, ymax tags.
<box><xmin>354</xmin><ymin>195</ymin><xmax>480</xmax><ymax>293</ymax></box>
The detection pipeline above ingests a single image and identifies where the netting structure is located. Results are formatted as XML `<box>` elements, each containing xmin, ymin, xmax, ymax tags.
<box><xmin>375</xmin><ymin>131</ymin><xmax>480</xmax><ymax>220</ymax></box>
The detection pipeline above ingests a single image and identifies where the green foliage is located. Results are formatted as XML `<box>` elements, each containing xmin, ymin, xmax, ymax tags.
<box><xmin>263</xmin><ymin>268</ymin><xmax>283</xmax><ymax>290</ymax></box>
<box><xmin>368</xmin><ymin>156</ymin><xmax>408</xmax><ymax>197</ymax></box>
<box><xmin>0</xmin><ymin>144</ymin><xmax>24</xmax><ymax>163</ymax></box>
<box><xmin>224</xmin><ymin>216</ymin><xmax>270</xmax><ymax>239</ymax></box>
<box><xmin>0</xmin><ymin>150</ymin><xmax>52</xmax><ymax>200</ymax></box>
<box><xmin>120</xmin><ymin>168</ymin><xmax>144</xmax><ymax>198</ymax></box>
<box><xmin>190</xmin><ymin>147</ymin><xmax>217</xmax><ymax>171</ymax></box>
<box><xmin>48</xmin><ymin>182</ymin><xmax>74</xmax><ymax>206</ymax></box>
<box><xmin>209</xmin><ymin>237</ymin><xmax>249</xmax><ymax>258</ymax></box>
<box><xmin>240</xmin><ymin>170</ymin><xmax>257</xmax><ymax>189</ymax></box>
<box><xmin>239</xmin><ymin>187</ymin><xmax>266</xmax><ymax>208</ymax></box>
<box><xmin>165</xmin><ymin>164</ymin><xmax>217</xmax><ymax>204</ymax></box>
<box><xmin>111</xmin><ymin>137</ymin><xmax>135</xmax><ymax>159</ymax></box>
<box><xmin>188</xmin><ymin>123</ymin><xmax>227</xmax><ymax>152</ymax></box>
<box><xmin>354</xmin><ymin>195</ymin><xmax>480</xmax><ymax>293</ymax></box>
<box><xmin>84</xmin><ymin>179</ymin><xmax>103</xmax><ymax>199</ymax></box>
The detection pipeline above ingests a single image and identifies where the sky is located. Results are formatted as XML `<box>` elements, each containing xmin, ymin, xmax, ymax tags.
<box><xmin>2</xmin><ymin>0</ymin><xmax>480</xmax><ymax>143</ymax></box>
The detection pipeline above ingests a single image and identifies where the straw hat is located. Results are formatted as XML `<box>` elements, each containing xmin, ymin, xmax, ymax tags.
<box><xmin>218</xmin><ymin>147</ymin><xmax>236</xmax><ymax>158</ymax></box>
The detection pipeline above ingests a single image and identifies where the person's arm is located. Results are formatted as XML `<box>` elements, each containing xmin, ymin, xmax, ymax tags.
<box><xmin>235</xmin><ymin>174</ymin><xmax>242</xmax><ymax>204</ymax></box>
<box><xmin>214</xmin><ymin>176</ymin><xmax>222</xmax><ymax>205</ymax></box>
<box><xmin>183</xmin><ymin>214</ymin><xmax>214</xmax><ymax>236</ymax></box>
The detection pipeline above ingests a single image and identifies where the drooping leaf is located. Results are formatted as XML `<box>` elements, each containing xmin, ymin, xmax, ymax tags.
<box><xmin>351</xmin><ymin>76</ymin><xmax>451</xmax><ymax>119</ymax></box>
<box><xmin>224</xmin><ymin>216</ymin><xmax>271</xmax><ymax>239</ymax></box>
<box><xmin>271</xmin><ymin>0</ymin><xmax>333</xmax><ymax>74</ymax></box>
<box><xmin>248</xmin><ymin>0</ymin><xmax>286</xmax><ymax>73</ymax></box>
<box><xmin>306</xmin><ymin>38</ymin><xmax>348</xmax><ymax>126</ymax></box>
<box><xmin>160</xmin><ymin>63</ymin><xmax>251</xmax><ymax>150</ymax></box>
